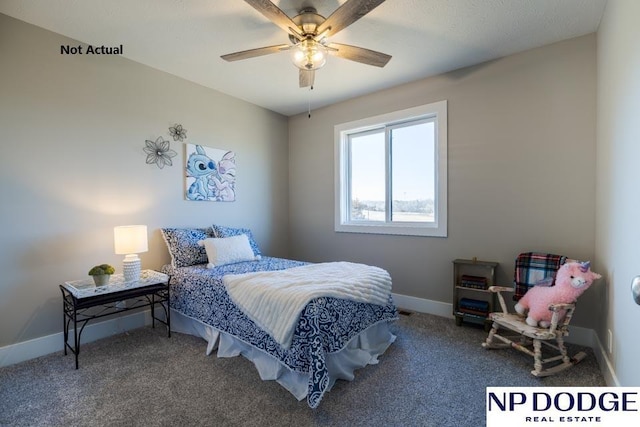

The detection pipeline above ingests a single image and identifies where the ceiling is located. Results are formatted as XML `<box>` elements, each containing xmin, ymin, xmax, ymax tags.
<box><xmin>0</xmin><ymin>0</ymin><xmax>607</xmax><ymax>116</ymax></box>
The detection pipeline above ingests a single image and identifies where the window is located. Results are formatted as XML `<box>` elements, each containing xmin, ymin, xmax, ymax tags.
<box><xmin>335</xmin><ymin>100</ymin><xmax>447</xmax><ymax>237</ymax></box>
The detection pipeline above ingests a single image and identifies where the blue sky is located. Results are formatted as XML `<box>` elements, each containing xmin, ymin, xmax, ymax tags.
<box><xmin>350</xmin><ymin>121</ymin><xmax>435</xmax><ymax>201</ymax></box>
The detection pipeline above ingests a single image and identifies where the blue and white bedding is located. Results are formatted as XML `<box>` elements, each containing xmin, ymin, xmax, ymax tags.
<box><xmin>224</xmin><ymin>261</ymin><xmax>393</xmax><ymax>349</ymax></box>
<box><xmin>163</xmin><ymin>257</ymin><xmax>398</xmax><ymax>408</ymax></box>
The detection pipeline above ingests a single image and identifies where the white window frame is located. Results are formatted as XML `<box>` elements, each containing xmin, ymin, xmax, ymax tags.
<box><xmin>334</xmin><ymin>100</ymin><xmax>447</xmax><ymax>237</ymax></box>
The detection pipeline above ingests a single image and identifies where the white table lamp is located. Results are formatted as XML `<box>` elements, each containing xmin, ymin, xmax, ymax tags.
<box><xmin>114</xmin><ymin>225</ymin><xmax>148</xmax><ymax>282</ymax></box>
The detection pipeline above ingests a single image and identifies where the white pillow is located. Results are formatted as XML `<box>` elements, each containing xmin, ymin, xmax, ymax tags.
<box><xmin>198</xmin><ymin>234</ymin><xmax>261</xmax><ymax>268</ymax></box>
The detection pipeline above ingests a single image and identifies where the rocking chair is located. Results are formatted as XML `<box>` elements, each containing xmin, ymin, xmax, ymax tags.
<box><xmin>482</xmin><ymin>252</ymin><xmax>586</xmax><ymax>377</ymax></box>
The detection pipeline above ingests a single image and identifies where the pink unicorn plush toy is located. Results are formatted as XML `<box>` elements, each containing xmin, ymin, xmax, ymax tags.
<box><xmin>515</xmin><ymin>261</ymin><xmax>601</xmax><ymax>328</ymax></box>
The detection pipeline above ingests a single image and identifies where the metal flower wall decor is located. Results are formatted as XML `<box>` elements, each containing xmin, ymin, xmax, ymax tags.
<box><xmin>143</xmin><ymin>124</ymin><xmax>186</xmax><ymax>169</ymax></box>
<box><xmin>169</xmin><ymin>124</ymin><xmax>187</xmax><ymax>142</ymax></box>
<box><xmin>144</xmin><ymin>136</ymin><xmax>177</xmax><ymax>169</ymax></box>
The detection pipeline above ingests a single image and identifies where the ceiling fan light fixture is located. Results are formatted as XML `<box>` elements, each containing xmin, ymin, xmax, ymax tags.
<box><xmin>221</xmin><ymin>0</ymin><xmax>391</xmax><ymax>88</ymax></box>
<box><xmin>291</xmin><ymin>39</ymin><xmax>327</xmax><ymax>70</ymax></box>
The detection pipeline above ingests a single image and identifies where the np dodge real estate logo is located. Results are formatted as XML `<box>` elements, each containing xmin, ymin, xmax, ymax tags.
<box><xmin>486</xmin><ymin>387</ymin><xmax>640</xmax><ymax>426</ymax></box>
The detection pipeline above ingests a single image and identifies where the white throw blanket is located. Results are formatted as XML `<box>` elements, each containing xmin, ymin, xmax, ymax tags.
<box><xmin>223</xmin><ymin>262</ymin><xmax>392</xmax><ymax>349</ymax></box>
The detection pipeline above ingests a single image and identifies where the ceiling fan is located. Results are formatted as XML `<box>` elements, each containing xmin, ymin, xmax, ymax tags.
<box><xmin>221</xmin><ymin>0</ymin><xmax>391</xmax><ymax>88</ymax></box>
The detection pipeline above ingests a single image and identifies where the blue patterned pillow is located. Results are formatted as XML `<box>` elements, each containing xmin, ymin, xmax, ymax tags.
<box><xmin>211</xmin><ymin>224</ymin><xmax>262</xmax><ymax>257</ymax></box>
<box><xmin>161</xmin><ymin>227</ymin><xmax>215</xmax><ymax>268</ymax></box>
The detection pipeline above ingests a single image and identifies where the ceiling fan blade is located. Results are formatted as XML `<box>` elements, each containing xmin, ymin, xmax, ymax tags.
<box><xmin>244</xmin><ymin>0</ymin><xmax>304</xmax><ymax>40</ymax></box>
<box><xmin>316</xmin><ymin>0</ymin><xmax>386</xmax><ymax>38</ymax></box>
<box><xmin>221</xmin><ymin>44</ymin><xmax>290</xmax><ymax>62</ymax></box>
<box><xmin>329</xmin><ymin>43</ymin><xmax>391</xmax><ymax>67</ymax></box>
<box><xmin>299</xmin><ymin>69</ymin><xmax>315</xmax><ymax>88</ymax></box>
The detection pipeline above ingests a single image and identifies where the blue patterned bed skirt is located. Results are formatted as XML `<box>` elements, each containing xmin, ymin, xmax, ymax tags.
<box><xmin>162</xmin><ymin>257</ymin><xmax>398</xmax><ymax>408</ymax></box>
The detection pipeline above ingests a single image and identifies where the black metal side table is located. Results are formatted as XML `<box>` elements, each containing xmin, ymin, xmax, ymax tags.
<box><xmin>60</xmin><ymin>270</ymin><xmax>170</xmax><ymax>368</ymax></box>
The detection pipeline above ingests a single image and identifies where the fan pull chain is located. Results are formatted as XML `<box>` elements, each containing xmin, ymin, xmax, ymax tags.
<box><xmin>308</xmin><ymin>85</ymin><xmax>313</xmax><ymax>118</ymax></box>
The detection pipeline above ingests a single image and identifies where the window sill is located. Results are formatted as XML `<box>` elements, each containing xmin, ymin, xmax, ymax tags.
<box><xmin>335</xmin><ymin>222</ymin><xmax>447</xmax><ymax>237</ymax></box>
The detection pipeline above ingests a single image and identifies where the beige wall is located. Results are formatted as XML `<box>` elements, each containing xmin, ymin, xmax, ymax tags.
<box><xmin>0</xmin><ymin>14</ymin><xmax>290</xmax><ymax>347</ymax></box>
<box><xmin>289</xmin><ymin>35</ymin><xmax>598</xmax><ymax>328</ymax></box>
<box><xmin>596</xmin><ymin>0</ymin><xmax>640</xmax><ymax>385</ymax></box>
<box><xmin>2</xmin><ymin>10</ymin><xmax>618</xmax><ymax>371</ymax></box>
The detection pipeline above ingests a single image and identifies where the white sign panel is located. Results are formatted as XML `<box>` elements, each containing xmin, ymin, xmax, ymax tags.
<box><xmin>487</xmin><ymin>387</ymin><xmax>640</xmax><ymax>426</ymax></box>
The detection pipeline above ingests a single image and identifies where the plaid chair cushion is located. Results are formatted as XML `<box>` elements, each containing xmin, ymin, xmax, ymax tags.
<box><xmin>513</xmin><ymin>252</ymin><xmax>567</xmax><ymax>301</ymax></box>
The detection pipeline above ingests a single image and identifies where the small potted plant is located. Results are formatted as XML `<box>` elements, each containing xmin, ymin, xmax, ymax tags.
<box><xmin>88</xmin><ymin>264</ymin><xmax>115</xmax><ymax>286</ymax></box>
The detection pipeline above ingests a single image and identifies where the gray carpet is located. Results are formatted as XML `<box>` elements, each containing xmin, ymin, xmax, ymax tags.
<box><xmin>0</xmin><ymin>312</ymin><xmax>605</xmax><ymax>426</ymax></box>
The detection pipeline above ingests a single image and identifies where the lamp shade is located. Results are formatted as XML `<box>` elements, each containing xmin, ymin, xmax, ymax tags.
<box><xmin>114</xmin><ymin>225</ymin><xmax>148</xmax><ymax>255</ymax></box>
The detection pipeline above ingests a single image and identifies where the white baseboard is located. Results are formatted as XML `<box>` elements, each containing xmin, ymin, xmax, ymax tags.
<box><xmin>0</xmin><ymin>311</ymin><xmax>151</xmax><ymax>368</ymax></box>
<box><xmin>392</xmin><ymin>292</ymin><xmax>619</xmax><ymax>386</ymax></box>
<box><xmin>392</xmin><ymin>292</ymin><xmax>453</xmax><ymax>318</ymax></box>
<box><xmin>393</xmin><ymin>291</ymin><xmax>594</xmax><ymax>348</ymax></box>
<box><xmin>0</xmin><ymin>293</ymin><xmax>621</xmax><ymax>387</ymax></box>
<box><xmin>565</xmin><ymin>324</ymin><xmax>593</xmax><ymax>347</ymax></box>
<box><xmin>590</xmin><ymin>329</ymin><xmax>621</xmax><ymax>386</ymax></box>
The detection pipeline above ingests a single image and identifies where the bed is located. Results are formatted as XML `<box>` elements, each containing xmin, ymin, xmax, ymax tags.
<box><xmin>160</xmin><ymin>226</ymin><xmax>398</xmax><ymax>408</ymax></box>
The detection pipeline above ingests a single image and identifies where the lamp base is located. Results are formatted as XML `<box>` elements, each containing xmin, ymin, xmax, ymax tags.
<box><xmin>122</xmin><ymin>254</ymin><xmax>141</xmax><ymax>282</ymax></box>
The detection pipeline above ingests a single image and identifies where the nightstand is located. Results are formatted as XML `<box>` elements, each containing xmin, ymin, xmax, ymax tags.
<box><xmin>59</xmin><ymin>269</ymin><xmax>170</xmax><ymax>368</ymax></box>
